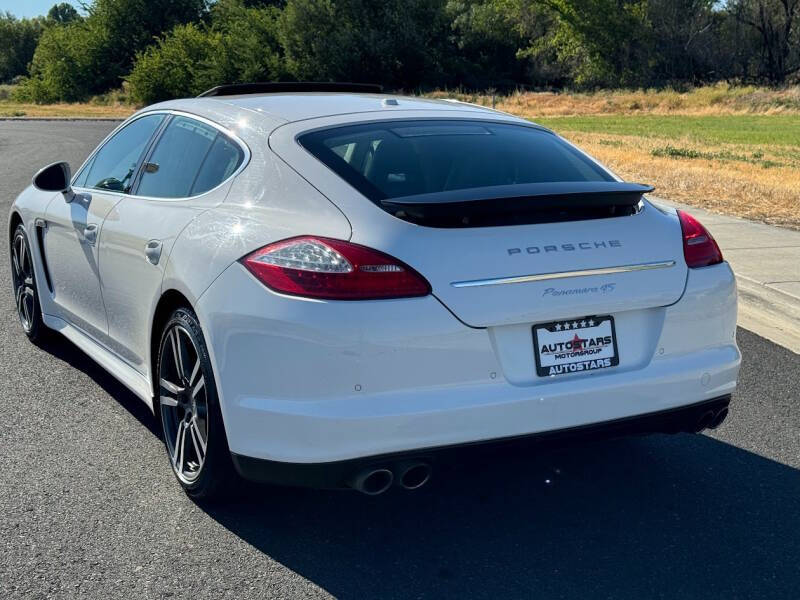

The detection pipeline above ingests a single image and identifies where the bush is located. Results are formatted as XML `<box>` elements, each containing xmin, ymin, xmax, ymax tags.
<box><xmin>0</xmin><ymin>14</ymin><xmax>45</xmax><ymax>84</ymax></box>
<box><xmin>13</xmin><ymin>22</ymin><xmax>90</xmax><ymax>103</ymax></box>
<box><xmin>127</xmin><ymin>23</ymin><xmax>216</xmax><ymax>104</ymax></box>
<box><xmin>17</xmin><ymin>0</ymin><xmax>207</xmax><ymax>103</ymax></box>
<box><xmin>127</xmin><ymin>0</ymin><xmax>285</xmax><ymax>105</ymax></box>
<box><xmin>279</xmin><ymin>0</ymin><xmax>453</xmax><ymax>89</ymax></box>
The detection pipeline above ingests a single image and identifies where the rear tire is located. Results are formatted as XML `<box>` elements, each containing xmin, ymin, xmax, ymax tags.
<box><xmin>156</xmin><ymin>307</ymin><xmax>235</xmax><ymax>501</ymax></box>
<box><xmin>10</xmin><ymin>224</ymin><xmax>48</xmax><ymax>343</ymax></box>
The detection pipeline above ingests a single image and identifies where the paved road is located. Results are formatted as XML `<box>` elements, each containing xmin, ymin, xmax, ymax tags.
<box><xmin>1</xmin><ymin>121</ymin><xmax>798</xmax><ymax>599</ymax></box>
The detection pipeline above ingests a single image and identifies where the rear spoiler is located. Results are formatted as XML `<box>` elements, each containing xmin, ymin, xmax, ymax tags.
<box><xmin>380</xmin><ymin>182</ymin><xmax>654</xmax><ymax>227</ymax></box>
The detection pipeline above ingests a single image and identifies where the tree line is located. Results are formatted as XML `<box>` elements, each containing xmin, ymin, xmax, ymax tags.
<box><xmin>1</xmin><ymin>0</ymin><xmax>798</xmax><ymax>105</ymax></box>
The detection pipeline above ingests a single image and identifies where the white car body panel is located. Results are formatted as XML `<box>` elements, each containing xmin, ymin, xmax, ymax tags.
<box><xmin>42</xmin><ymin>189</ymin><xmax>121</xmax><ymax>339</ymax></box>
<box><xmin>8</xmin><ymin>91</ymin><xmax>740</xmax><ymax>482</ymax></box>
<box><xmin>197</xmin><ymin>260</ymin><xmax>737</xmax><ymax>463</ymax></box>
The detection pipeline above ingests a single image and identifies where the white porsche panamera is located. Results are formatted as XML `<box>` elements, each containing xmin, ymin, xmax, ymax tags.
<box><xmin>8</xmin><ymin>83</ymin><xmax>740</xmax><ymax>499</ymax></box>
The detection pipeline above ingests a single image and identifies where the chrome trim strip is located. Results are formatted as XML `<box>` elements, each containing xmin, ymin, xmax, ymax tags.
<box><xmin>450</xmin><ymin>260</ymin><xmax>676</xmax><ymax>288</ymax></box>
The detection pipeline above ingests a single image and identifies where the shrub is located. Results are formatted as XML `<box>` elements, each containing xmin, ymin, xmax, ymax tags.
<box><xmin>0</xmin><ymin>14</ymin><xmax>45</xmax><ymax>84</ymax></box>
<box><xmin>13</xmin><ymin>22</ymin><xmax>90</xmax><ymax>103</ymax></box>
<box><xmin>127</xmin><ymin>0</ymin><xmax>285</xmax><ymax>105</ymax></box>
<box><xmin>279</xmin><ymin>0</ymin><xmax>452</xmax><ymax>89</ymax></box>
<box><xmin>127</xmin><ymin>23</ymin><xmax>217</xmax><ymax>104</ymax></box>
<box><xmin>16</xmin><ymin>0</ymin><xmax>207</xmax><ymax>103</ymax></box>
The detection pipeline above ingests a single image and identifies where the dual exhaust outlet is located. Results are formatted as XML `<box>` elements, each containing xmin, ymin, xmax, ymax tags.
<box><xmin>350</xmin><ymin>405</ymin><xmax>729</xmax><ymax>493</ymax></box>
<box><xmin>349</xmin><ymin>461</ymin><xmax>432</xmax><ymax>495</ymax></box>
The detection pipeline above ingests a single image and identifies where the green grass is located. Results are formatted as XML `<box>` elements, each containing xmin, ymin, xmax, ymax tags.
<box><xmin>533</xmin><ymin>114</ymin><xmax>800</xmax><ymax>147</ymax></box>
<box><xmin>648</xmin><ymin>145</ymin><xmax>787</xmax><ymax>168</ymax></box>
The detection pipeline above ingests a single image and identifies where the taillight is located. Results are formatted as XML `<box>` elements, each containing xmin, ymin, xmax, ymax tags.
<box><xmin>241</xmin><ymin>236</ymin><xmax>431</xmax><ymax>300</ymax></box>
<box><xmin>677</xmin><ymin>210</ymin><xmax>723</xmax><ymax>268</ymax></box>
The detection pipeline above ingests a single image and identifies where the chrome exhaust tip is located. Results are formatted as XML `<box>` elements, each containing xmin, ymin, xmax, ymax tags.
<box><xmin>397</xmin><ymin>462</ymin><xmax>432</xmax><ymax>490</ymax></box>
<box><xmin>349</xmin><ymin>468</ymin><xmax>394</xmax><ymax>495</ymax></box>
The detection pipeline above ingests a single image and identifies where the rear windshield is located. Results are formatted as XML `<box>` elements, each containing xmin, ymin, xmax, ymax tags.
<box><xmin>298</xmin><ymin>120</ymin><xmax>613</xmax><ymax>202</ymax></box>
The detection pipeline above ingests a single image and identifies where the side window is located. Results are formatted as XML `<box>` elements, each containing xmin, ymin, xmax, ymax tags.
<box><xmin>136</xmin><ymin>116</ymin><xmax>244</xmax><ymax>198</ymax></box>
<box><xmin>190</xmin><ymin>133</ymin><xmax>245</xmax><ymax>196</ymax></box>
<box><xmin>72</xmin><ymin>155</ymin><xmax>95</xmax><ymax>187</ymax></box>
<box><xmin>82</xmin><ymin>114</ymin><xmax>164</xmax><ymax>193</ymax></box>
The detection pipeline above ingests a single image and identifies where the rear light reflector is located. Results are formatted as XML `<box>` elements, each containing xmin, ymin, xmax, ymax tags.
<box><xmin>677</xmin><ymin>210</ymin><xmax>723</xmax><ymax>268</ymax></box>
<box><xmin>241</xmin><ymin>236</ymin><xmax>431</xmax><ymax>300</ymax></box>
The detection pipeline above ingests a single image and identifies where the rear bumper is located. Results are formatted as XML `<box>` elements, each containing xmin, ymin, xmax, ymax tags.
<box><xmin>197</xmin><ymin>261</ymin><xmax>739</xmax><ymax>466</ymax></box>
<box><xmin>231</xmin><ymin>395</ymin><xmax>731</xmax><ymax>488</ymax></box>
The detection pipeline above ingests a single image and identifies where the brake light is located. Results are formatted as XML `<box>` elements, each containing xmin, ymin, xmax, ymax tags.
<box><xmin>241</xmin><ymin>236</ymin><xmax>431</xmax><ymax>300</ymax></box>
<box><xmin>677</xmin><ymin>210</ymin><xmax>723</xmax><ymax>268</ymax></box>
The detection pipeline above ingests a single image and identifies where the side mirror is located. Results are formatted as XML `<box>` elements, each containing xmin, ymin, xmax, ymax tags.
<box><xmin>33</xmin><ymin>161</ymin><xmax>75</xmax><ymax>202</ymax></box>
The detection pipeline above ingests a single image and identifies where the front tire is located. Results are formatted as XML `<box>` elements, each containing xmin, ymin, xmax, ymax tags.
<box><xmin>156</xmin><ymin>307</ymin><xmax>235</xmax><ymax>501</ymax></box>
<box><xmin>10</xmin><ymin>224</ymin><xmax>47</xmax><ymax>343</ymax></box>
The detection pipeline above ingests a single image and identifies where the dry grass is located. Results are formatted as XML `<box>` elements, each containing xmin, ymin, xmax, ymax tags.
<box><xmin>558</xmin><ymin>131</ymin><xmax>800</xmax><ymax>229</ymax></box>
<box><xmin>0</xmin><ymin>84</ymin><xmax>136</xmax><ymax>118</ymax></box>
<box><xmin>431</xmin><ymin>83</ymin><xmax>800</xmax><ymax>116</ymax></box>
<box><xmin>0</xmin><ymin>101</ymin><xmax>135</xmax><ymax>119</ymax></box>
<box><xmin>428</xmin><ymin>84</ymin><xmax>800</xmax><ymax>229</ymax></box>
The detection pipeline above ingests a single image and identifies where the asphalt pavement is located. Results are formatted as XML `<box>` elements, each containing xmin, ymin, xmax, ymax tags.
<box><xmin>1</xmin><ymin>120</ymin><xmax>798</xmax><ymax>599</ymax></box>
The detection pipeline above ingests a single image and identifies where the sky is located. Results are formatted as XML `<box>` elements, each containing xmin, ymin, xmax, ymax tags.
<box><xmin>1</xmin><ymin>0</ymin><xmax>83</xmax><ymax>19</ymax></box>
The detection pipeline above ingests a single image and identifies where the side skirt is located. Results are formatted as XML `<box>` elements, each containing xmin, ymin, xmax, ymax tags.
<box><xmin>42</xmin><ymin>314</ymin><xmax>154</xmax><ymax>410</ymax></box>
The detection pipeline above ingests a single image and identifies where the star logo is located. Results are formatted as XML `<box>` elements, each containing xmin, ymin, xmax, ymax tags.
<box><xmin>571</xmin><ymin>333</ymin><xmax>585</xmax><ymax>349</ymax></box>
<box><xmin>580</xmin><ymin>320</ymin><xmax>586</xmax><ymax>327</ymax></box>
<box><xmin>589</xmin><ymin>319</ymin><xmax>595</xmax><ymax>326</ymax></box>
<box><xmin>555</xmin><ymin>323</ymin><xmax>562</xmax><ymax>331</ymax></box>
<box><xmin>571</xmin><ymin>321</ymin><xmax>578</xmax><ymax>329</ymax></box>
<box><xmin>563</xmin><ymin>322</ymin><xmax>571</xmax><ymax>329</ymax></box>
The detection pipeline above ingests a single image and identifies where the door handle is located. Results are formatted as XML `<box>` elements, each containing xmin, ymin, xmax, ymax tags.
<box><xmin>144</xmin><ymin>239</ymin><xmax>163</xmax><ymax>265</ymax></box>
<box><xmin>83</xmin><ymin>223</ymin><xmax>98</xmax><ymax>245</ymax></box>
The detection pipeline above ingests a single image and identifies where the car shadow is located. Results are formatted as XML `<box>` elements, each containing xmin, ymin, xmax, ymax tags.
<box><xmin>36</xmin><ymin>331</ymin><xmax>161</xmax><ymax>438</ymax></box>
<box><xmin>38</xmin><ymin>330</ymin><xmax>800</xmax><ymax>599</ymax></box>
<box><xmin>201</xmin><ymin>434</ymin><xmax>800</xmax><ymax>599</ymax></box>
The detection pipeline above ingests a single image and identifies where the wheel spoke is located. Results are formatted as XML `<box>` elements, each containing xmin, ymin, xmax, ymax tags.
<box><xmin>16</xmin><ymin>285</ymin><xmax>27</xmax><ymax>325</ymax></box>
<box><xmin>173</xmin><ymin>421</ymin><xmax>186</xmax><ymax>472</ymax></box>
<box><xmin>159</xmin><ymin>377</ymin><xmax>182</xmax><ymax>395</ymax></box>
<box><xmin>22</xmin><ymin>292</ymin><xmax>32</xmax><ymax>323</ymax></box>
<box><xmin>189</xmin><ymin>359</ymin><xmax>201</xmax><ymax>387</ymax></box>
<box><xmin>189</xmin><ymin>419</ymin><xmax>206</xmax><ymax>463</ymax></box>
<box><xmin>170</xmin><ymin>329</ymin><xmax>185</xmax><ymax>381</ymax></box>
<box><xmin>17</xmin><ymin>237</ymin><xmax>28</xmax><ymax>277</ymax></box>
<box><xmin>192</xmin><ymin>376</ymin><xmax>205</xmax><ymax>400</ymax></box>
<box><xmin>11</xmin><ymin>241</ymin><xmax>21</xmax><ymax>278</ymax></box>
<box><xmin>191</xmin><ymin>418</ymin><xmax>207</xmax><ymax>451</ymax></box>
<box><xmin>159</xmin><ymin>395</ymin><xmax>178</xmax><ymax>407</ymax></box>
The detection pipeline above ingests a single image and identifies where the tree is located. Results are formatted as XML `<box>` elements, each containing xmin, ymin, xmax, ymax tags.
<box><xmin>729</xmin><ymin>0</ymin><xmax>800</xmax><ymax>83</ymax></box>
<box><xmin>447</xmin><ymin>0</ymin><xmax>552</xmax><ymax>88</ymax></box>
<box><xmin>127</xmin><ymin>0</ymin><xmax>285</xmax><ymax>104</ymax></box>
<box><xmin>17</xmin><ymin>0</ymin><xmax>209</xmax><ymax>102</ymax></box>
<box><xmin>47</xmin><ymin>3</ymin><xmax>80</xmax><ymax>24</ymax></box>
<box><xmin>12</xmin><ymin>21</ymin><xmax>88</xmax><ymax>102</ymax></box>
<box><xmin>646</xmin><ymin>0</ymin><xmax>719</xmax><ymax>84</ymax></box>
<box><xmin>0</xmin><ymin>13</ymin><xmax>44</xmax><ymax>83</ymax></box>
<box><xmin>531</xmin><ymin>0</ymin><xmax>654</xmax><ymax>88</ymax></box>
<box><xmin>279</xmin><ymin>0</ymin><xmax>453</xmax><ymax>89</ymax></box>
<box><xmin>126</xmin><ymin>23</ymin><xmax>217</xmax><ymax>104</ymax></box>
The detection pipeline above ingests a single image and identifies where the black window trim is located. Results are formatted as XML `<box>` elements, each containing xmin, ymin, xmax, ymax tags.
<box><xmin>72</xmin><ymin>109</ymin><xmax>251</xmax><ymax>202</ymax></box>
